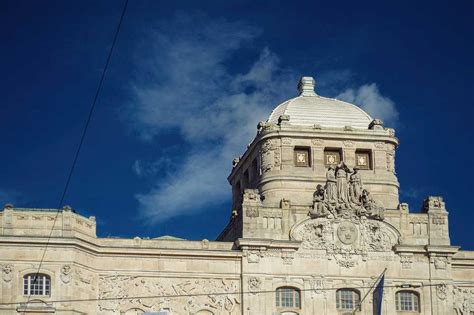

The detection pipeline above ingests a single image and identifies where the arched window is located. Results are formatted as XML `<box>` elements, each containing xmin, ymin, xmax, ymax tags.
<box><xmin>396</xmin><ymin>291</ymin><xmax>420</xmax><ymax>312</ymax></box>
<box><xmin>23</xmin><ymin>273</ymin><xmax>51</xmax><ymax>296</ymax></box>
<box><xmin>276</xmin><ymin>287</ymin><xmax>301</xmax><ymax>309</ymax></box>
<box><xmin>336</xmin><ymin>289</ymin><xmax>360</xmax><ymax>311</ymax></box>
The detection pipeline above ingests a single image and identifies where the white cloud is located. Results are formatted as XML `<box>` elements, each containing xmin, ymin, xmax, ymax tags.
<box><xmin>336</xmin><ymin>83</ymin><xmax>399</xmax><ymax>126</ymax></box>
<box><xmin>126</xmin><ymin>15</ymin><xmax>295</xmax><ymax>223</ymax></box>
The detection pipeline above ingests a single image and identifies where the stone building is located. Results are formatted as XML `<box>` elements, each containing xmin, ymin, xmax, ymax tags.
<box><xmin>0</xmin><ymin>76</ymin><xmax>473</xmax><ymax>314</ymax></box>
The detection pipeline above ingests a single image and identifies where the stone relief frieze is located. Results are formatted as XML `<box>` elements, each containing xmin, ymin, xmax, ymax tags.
<box><xmin>98</xmin><ymin>276</ymin><xmax>240</xmax><ymax>314</ymax></box>
<box><xmin>260</xmin><ymin>139</ymin><xmax>280</xmax><ymax>174</ymax></box>
<box><xmin>290</xmin><ymin>216</ymin><xmax>399</xmax><ymax>268</ymax></box>
<box><xmin>2</xmin><ymin>264</ymin><xmax>13</xmax><ymax>283</ymax></box>
<box><xmin>453</xmin><ymin>286</ymin><xmax>474</xmax><ymax>315</ymax></box>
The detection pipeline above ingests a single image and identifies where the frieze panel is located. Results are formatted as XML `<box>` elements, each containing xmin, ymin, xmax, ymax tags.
<box><xmin>453</xmin><ymin>286</ymin><xmax>474</xmax><ymax>315</ymax></box>
<box><xmin>260</xmin><ymin>139</ymin><xmax>280</xmax><ymax>173</ymax></box>
<box><xmin>98</xmin><ymin>276</ymin><xmax>240</xmax><ymax>314</ymax></box>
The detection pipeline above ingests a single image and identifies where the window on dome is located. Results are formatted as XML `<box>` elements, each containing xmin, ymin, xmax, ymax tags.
<box><xmin>294</xmin><ymin>147</ymin><xmax>310</xmax><ymax>167</ymax></box>
<box><xmin>324</xmin><ymin>149</ymin><xmax>341</xmax><ymax>167</ymax></box>
<box><xmin>355</xmin><ymin>150</ymin><xmax>372</xmax><ymax>170</ymax></box>
<box><xmin>23</xmin><ymin>273</ymin><xmax>51</xmax><ymax>296</ymax></box>
<box><xmin>276</xmin><ymin>287</ymin><xmax>301</xmax><ymax>309</ymax></box>
<box><xmin>396</xmin><ymin>291</ymin><xmax>420</xmax><ymax>312</ymax></box>
<box><xmin>336</xmin><ymin>289</ymin><xmax>360</xmax><ymax>311</ymax></box>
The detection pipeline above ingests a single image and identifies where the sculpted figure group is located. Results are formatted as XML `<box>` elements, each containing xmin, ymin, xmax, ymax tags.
<box><xmin>311</xmin><ymin>161</ymin><xmax>384</xmax><ymax>220</ymax></box>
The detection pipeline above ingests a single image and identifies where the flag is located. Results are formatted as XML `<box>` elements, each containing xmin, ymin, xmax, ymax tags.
<box><xmin>372</xmin><ymin>274</ymin><xmax>385</xmax><ymax>315</ymax></box>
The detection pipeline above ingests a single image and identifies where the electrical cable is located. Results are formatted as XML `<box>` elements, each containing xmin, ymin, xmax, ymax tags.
<box><xmin>0</xmin><ymin>283</ymin><xmax>445</xmax><ymax>306</ymax></box>
<box><xmin>4</xmin><ymin>282</ymin><xmax>448</xmax><ymax>307</ymax></box>
<box><xmin>22</xmin><ymin>0</ymin><xmax>129</xmax><ymax>312</ymax></box>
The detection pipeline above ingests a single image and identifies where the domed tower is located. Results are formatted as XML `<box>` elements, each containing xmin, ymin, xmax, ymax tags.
<box><xmin>219</xmin><ymin>76</ymin><xmax>399</xmax><ymax>240</ymax></box>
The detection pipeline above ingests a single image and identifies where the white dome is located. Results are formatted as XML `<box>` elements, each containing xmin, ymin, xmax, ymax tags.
<box><xmin>268</xmin><ymin>76</ymin><xmax>373</xmax><ymax>129</ymax></box>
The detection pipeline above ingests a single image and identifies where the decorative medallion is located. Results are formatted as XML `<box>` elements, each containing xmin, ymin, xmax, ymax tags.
<box><xmin>337</xmin><ymin>221</ymin><xmax>358</xmax><ymax>245</ymax></box>
<box><xmin>248</xmin><ymin>277</ymin><xmax>262</xmax><ymax>294</ymax></box>
<box><xmin>436</xmin><ymin>283</ymin><xmax>448</xmax><ymax>300</ymax></box>
<box><xmin>2</xmin><ymin>264</ymin><xmax>13</xmax><ymax>283</ymax></box>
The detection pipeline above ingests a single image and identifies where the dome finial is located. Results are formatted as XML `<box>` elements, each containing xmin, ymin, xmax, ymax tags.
<box><xmin>298</xmin><ymin>76</ymin><xmax>316</xmax><ymax>96</ymax></box>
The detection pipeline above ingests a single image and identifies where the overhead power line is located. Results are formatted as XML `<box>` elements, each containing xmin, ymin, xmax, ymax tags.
<box><xmin>7</xmin><ymin>282</ymin><xmax>446</xmax><ymax>307</ymax></box>
<box><xmin>23</xmin><ymin>0</ymin><xmax>129</xmax><ymax>312</ymax></box>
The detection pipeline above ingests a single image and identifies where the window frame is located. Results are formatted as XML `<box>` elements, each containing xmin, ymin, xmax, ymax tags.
<box><xmin>275</xmin><ymin>286</ymin><xmax>301</xmax><ymax>310</ymax></box>
<box><xmin>324</xmin><ymin>148</ymin><xmax>342</xmax><ymax>167</ymax></box>
<box><xmin>355</xmin><ymin>149</ymin><xmax>372</xmax><ymax>170</ymax></box>
<box><xmin>294</xmin><ymin>147</ymin><xmax>311</xmax><ymax>167</ymax></box>
<box><xmin>23</xmin><ymin>273</ymin><xmax>51</xmax><ymax>296</ymax></box>
<box><xmin>336</xmin><ymin>288</ymin><xmax>360</xmax><ymax>312</ymax></box>
<box><xmin>395</xmin><ymin>290</ymin><xmax>420</xmax><ymax>312</ymax></box>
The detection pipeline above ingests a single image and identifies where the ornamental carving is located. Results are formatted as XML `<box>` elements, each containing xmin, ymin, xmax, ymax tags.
<box><xmin>424</xmin><ymin>196</ymin><xmax>446</xmax><ymax>211</ymax></box>
<box><xmin>290</xmin><ymin>216</ymin><xmax>399</xmax><ymax>268</ymax></box>
<box><xmin>374</xmin><ymin>142</ymin><xmax>385</xmax><ymax>149</ymax></box>
<box><xmin>60</xmin><ymin>264</ymin><xmax>72</xmax><ymax>284</ymax></box>
<box><xmin>310</xmin><ymin>162</ymin><xmax>385</xmax><ymax>221</ymax></box>
<box><xmin>245</xmin><ymin>208</ymin><xmax>259</xmax><ymax>218</ymax></box>
<box><xmin>432</xmin><ymin>215</ymin><xmax>446</xmax><ymax>225</ymax></box>
<box><xmin>2</xmin><ymin>264</ymin><xmax>13</xmax><ymax>283</ymax></box>
<box><xmin>343</xmin><ymin>140</ymin><xmax>355</xmax><ymax>147</ymax></box>
<box><xmin>400</xmin><ymin>255</ymin><xmax>413</xmax><ymax>269</ymax></box>
<box><xmin>98</xmin><ymin>276</ymin><xmax>240</xmax><ymax>314</ymax></box>
<box><xmin>432</xmin><ymin>256</ymin><xmax>450</xmax><ymax>270</ymax></box>
<box><xmin>311</xmin><ymin>138</ymin><xmax>324</xmax><ymax>146</ymax></box>
<box><xmin>386</xmin><ymin>151</ymin><xmax>395</xmax><ymax>173</ymax></box>
<box><xmin>248</xmin><ymin>277</ymin><xmax>262</xmax><ymax>294</ymax></box>
<box><xmin>281</xmin><ymin>137</ymin><xmax>292</xmax><ymax>145</ymax></box>
<box><xmin>453</xmin><ymin>286</ymin><xmax>474</xmax><ymax>315</ymax></box>
<box><xmin>260</xmin><ymin>139</ymin><xmax>280</xmax><ymax>173</ymax></box>
<box><xmin>436</xmin><ymin>283</ymin><xmax>448</xmax><ymax>300</ymax></box>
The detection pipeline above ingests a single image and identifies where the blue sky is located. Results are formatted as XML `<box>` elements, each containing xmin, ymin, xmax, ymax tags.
<box><xmin>1</xmin><ymin>0</ymin><xmax>473</xmax><ymax>249</ymax></box>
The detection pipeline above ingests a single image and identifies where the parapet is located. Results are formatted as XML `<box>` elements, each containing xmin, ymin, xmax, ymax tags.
<box><xmin>0</xmin><ymin>204</ymin><xmax>97</xmax><ymax>238</ymax></box>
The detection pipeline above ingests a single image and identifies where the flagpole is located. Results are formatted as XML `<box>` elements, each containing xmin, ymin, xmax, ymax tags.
<box><xmin>351</xmin><ymin>268</ymin><xmax>387</xmax><ymax>315</ymax></box>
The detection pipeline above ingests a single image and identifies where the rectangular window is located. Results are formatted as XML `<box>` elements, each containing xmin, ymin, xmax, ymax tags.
<box><xmin>324</xmin><ymin>149</ymin><xmax>341</xmax><ymax>166</ymax></box>
<box><xmin>355</xmin><ymin>150</ymin><xmax>372</xmax><ymax>170</ymax></box>
<box><xmin>294</xmin><ymin>147</ymin><xmax>310</xmax><ymax>167</ymax></box>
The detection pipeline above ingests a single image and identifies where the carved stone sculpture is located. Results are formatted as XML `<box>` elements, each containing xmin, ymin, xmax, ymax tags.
<box><xmin>335</xmin><ymin>162</ymin><xmax>351</xmax><ymax>204</ymax></box>
<box><xmin>2</xmin><ymin>264</ymin><xmax>13</xmax><ymax>283</ymax></box>
<box><xmin>324</xmin><ymin>167</ymin><xmax>337</xmax><ymax>203</ymax></box>
<box><xmin>312</xmin><ymin>162</ymin><xmax>385</xmax><ymax>221</ymax></box>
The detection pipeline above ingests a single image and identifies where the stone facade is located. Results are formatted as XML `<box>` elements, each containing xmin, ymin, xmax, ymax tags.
<box><xmin>0</xmin><ymin>77</ymin><xmax>473</xmax><ymax>314</ymax></box>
